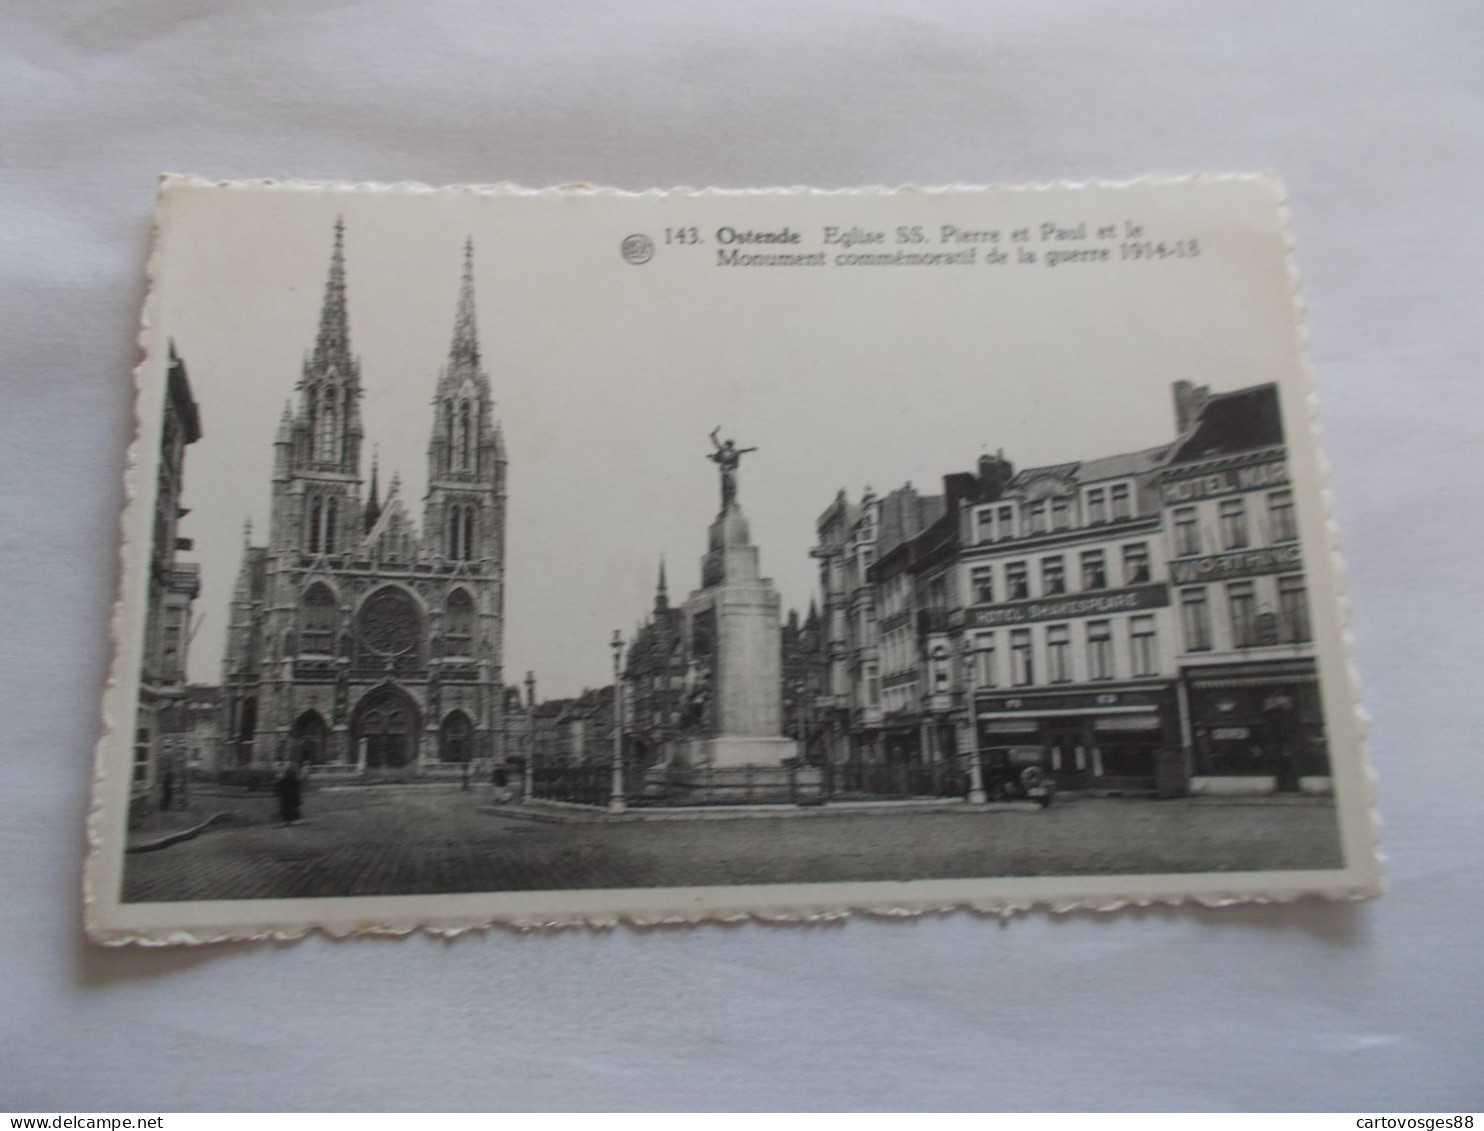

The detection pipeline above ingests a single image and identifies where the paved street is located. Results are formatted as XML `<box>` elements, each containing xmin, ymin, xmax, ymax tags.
<box><xmin>122</xmin><ymin>786</ymin><xmax>1345</xmax><ymax>902</ymax></box>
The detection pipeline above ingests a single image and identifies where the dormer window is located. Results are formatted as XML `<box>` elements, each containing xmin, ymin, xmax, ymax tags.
<box><xmin>975</xmin><ymin>507</ymin><xmax>995</xmax><ymax>544</ymax></box>
<box><xmin>996</xmin><ymin>504</ymin><xmax>1015</xmax><ymax>541</ymax></box>
<box><xmin>1110</xmin><ymin>483</ymin><xmax>1132</xmax><ymax>521</ymax></box>
<box><xmin>1026</xmin><ymin>501</ymin><xmax>1048</xmax><ymax>536</ymax></box>
<box><xmin>1051</xmin><ymin>496</ymin><xmax>1072</xmax><ymax>531</ymax></box>
<box><xmin>1086</xmin><ymin>487</ymin><xmax>1107</xmax><ymax>525</ymax></box>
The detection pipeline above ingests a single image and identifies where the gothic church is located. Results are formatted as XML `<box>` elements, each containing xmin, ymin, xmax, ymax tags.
<box><xmin>221</xmin><ymin>222</ymin><xmax>507</xmax><ymax>775</ymax></box>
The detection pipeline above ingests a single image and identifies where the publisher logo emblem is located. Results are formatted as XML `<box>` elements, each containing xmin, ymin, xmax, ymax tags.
<box><xmin>621</xmin><ymin>234</ymin><xmax>655</xmax><ymax>265</ymax></box>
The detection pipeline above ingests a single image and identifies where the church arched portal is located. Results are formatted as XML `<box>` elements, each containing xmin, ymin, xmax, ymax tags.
<box><xmin>352</xmin><ymin>686</ymin><xmax>421</xmax><ymax>769</ymax></box>
<box><xmin>439</xmin><ymin>710</ymin><xmax>474</xmax><ymax>763</ymax></box>
<box><xmin>291</xmin><ymin>710</ymin><xmax>330</xmax><ymax>766</ymax></box>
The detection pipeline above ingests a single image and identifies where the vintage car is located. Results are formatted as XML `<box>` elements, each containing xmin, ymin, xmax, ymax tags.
<box><xmin>981</xmin><ymin>746</ymin><xmax>1056</xmax><ymax>807</ymax></box>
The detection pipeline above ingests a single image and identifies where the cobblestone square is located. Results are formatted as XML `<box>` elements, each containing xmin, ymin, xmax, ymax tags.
<box><xmin>122</xmin><ymin>786</ymin><xmax>1345</xmax><ymax>903</ymax></box>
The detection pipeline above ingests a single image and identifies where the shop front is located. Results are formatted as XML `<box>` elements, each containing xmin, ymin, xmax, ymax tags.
<box><xmin>974</xmin><ymin>684</ymin><xmax>1179</xmax><ymax>794</ymax></box>
<box><xmin>1181</xmin><ymin>658</ymin><xmax>1330</xmax><ymax>793</ymax></box>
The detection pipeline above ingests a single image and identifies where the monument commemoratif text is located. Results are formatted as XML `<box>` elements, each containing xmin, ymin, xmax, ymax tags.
<box><xmin>678</xmin><ymin>430</ymin><xmax>798</xmax><ymax>768</ymax></box>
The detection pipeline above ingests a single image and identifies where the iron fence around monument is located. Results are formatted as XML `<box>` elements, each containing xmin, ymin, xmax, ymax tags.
<box><xmin>826</xmin><ymin>760</ymin><xmax>966</xmax><ymax>801</ymax></box>
<box><xmin>531</xmin><ymin>765</ymin><xmax>612</xmax><ymax>807</ymax></box>
<box><xmin>527</xmin><ymin>760</ymin><xmax>968</xmax><ymax>808</ymax></box>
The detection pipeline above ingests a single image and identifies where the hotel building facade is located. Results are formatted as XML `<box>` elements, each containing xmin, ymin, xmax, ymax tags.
<box><xmin>808</xmin><ymin>380</ymin><xmax>1330</xmax><ymax>796</ymax></box>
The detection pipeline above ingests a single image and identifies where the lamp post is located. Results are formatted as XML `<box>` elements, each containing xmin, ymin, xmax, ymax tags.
<box><xmin>966</xmin><ymin>717</ymin><xmax>987</xmax><ymax>805</ymax></box>
<box><xmin>793</xmin><ymin>676</ymin><xmax>809</xmax><ymax>763</ymax></box>
<box><xmin>609</xmin><ymin>629</ymin><xmax>627</xmax><ymax>814</ymax></box>
<box><xmin>523</xmin><ymin>670</ymin><xmax>536</xmax><ymax>803</ymax></box>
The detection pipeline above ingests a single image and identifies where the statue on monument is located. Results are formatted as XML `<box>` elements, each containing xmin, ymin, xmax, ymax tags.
<box><xmin>707</xmin><ymin>427</ymin><xmax>757</xmax><ymax>511</ymax></box>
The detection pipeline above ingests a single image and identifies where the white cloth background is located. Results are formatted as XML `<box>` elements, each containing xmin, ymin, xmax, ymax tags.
<box><xmin>2</xmin><ymin>0</ymin><xmax>1481</xmax><ymax>1112</ymax></box>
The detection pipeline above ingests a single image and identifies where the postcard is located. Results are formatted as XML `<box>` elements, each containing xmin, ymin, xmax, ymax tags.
<box><xmin>86</xmin><ymin>175</ymin><xmax>1379</xmax><ymax>943</ymax></box>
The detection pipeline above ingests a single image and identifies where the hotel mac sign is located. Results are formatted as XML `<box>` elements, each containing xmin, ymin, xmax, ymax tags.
<box><xmin>1159</xmin><ymin>457</ymin><xmax>1289</xmax><ymax>504</ymax></box>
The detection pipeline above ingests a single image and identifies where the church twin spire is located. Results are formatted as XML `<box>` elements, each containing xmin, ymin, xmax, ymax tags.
<box><xmin>274</xmin><ymin>221</ymin><xmax>501</xmax><ymax>562</ymax></box>
<box><xmin>450</xmin><ymin>238</ymin><xmax>480</xmax><ymax>372</ymax></box>
<box><xmin>311</xmin><ymin>217</ymin><xmax>354</xmax><ymax>380</ymax></box>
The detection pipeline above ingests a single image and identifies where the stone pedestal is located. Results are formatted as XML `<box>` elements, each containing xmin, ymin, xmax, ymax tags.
<box><xmin>680</xmin><ymin>503</ymin><xmax>797</xmax><ymax>768</ymax></box>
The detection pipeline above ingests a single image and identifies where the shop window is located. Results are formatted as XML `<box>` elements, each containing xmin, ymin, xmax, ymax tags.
<box><xmin>1010</xmin><ymin>629</ymin><xmax>1034</xmax><ymax>686</ymax></box>
<box><xmin>1269</xmin><ymin>490</ymin><xmax>1297</xmax><ymax>543</ymax></box>
<box><xmin>1228</xmin><ymin>581</ymin><xmax>1258</xmax><ymax>647</ymax></box>
<box><xmin>1047</xmin><ymin>624</ymin><xmax>1072</xmax><ymax>684</ymax></box>
<box><xmin>1220</xmin><ymin>498</ymin><xmax>1249</xmax><ymax>550</ymax></box>
<box><xmin>1087</xmin><ymin>620</ymin><xmax>1114</xmax><ymax>680</ymax></box>
<box><xmin>1111</xmin><ymin>483</ymin><xmax>1132</xmax><ymax>520</ymax></box>
<box><xmin>1174</xmin><ymin>507</ymin><xmax>1200</xmax><ymax>557</ymax></box>
<box><xmin>972</xmin><ymin>632</ymin><xmax>997</xmax><ymax>688</ymax></box>
<box><xmin>1080</xmin><ymin>549</ymin><xmax>1107</xmax><ymax>591</ymax></box>
<box><xmin>1041</xmin><ymin>556</ymin><xmax>1066</xmax><ymax>596</ymax></box>
<box><xmin>1278</xmin><ymin>575</ymin><xmax>1311</xmax><ymax>643</ymax></box>
<box><xmin>1129</xmin><ymin>615</ymin><xmax>1157</xmax><ymax>677</ymax></box>
<box><xmin>1123</xmin><ymin>542</ymin><xmax>1151</xmax><ymax>585</ymax></box>
<box><xmin>1006</xmin><ymin>562</ymin><xmax>1029</xmax><ymax>601</ymax></box>
<box><xmin>1086</xmin><ymin>487</ymin><xmax>1107</xmax><ymax>525</ymax></box>
<box><xmin>1181</xmin><ymin>588</ymin><xmax>1213</xmax><ymax>652</ymax></box>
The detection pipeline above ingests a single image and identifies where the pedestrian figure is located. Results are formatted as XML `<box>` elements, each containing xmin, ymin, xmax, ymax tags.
<box><xmin>160</xmin><ymin>767</ymin><xmax>175</xmax><ymax>812</ymax></box>
<box><xmin>275</xmin><ymin>764</ymin><xmax>303</xmax><ymax>825</ymax></box>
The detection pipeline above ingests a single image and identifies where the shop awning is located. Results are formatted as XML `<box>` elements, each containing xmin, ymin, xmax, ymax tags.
<box><xmin>1184</xmin><ymin>659</ymin><xmax>1317</xmax><ymax>689</ymax></box>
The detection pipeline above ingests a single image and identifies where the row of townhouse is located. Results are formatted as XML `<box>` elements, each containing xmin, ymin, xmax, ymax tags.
<box><xmin>809</xmin><ymin>380</ymin><xmax>1330</xmax><ymax>796</ymax></box>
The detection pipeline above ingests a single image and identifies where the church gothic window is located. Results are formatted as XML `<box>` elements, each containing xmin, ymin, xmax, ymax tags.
<box><xmin>444</xmin><ymin>589</ymin><xmax>474</xmax><ymax>655</ymax></box>
<box><xmin>237</xmin><ymin>697</ymin><xmax>257</xmax><ymax>743</ymax></box>
<box><xmin>324</xmin><ymin>496</ymin><xmax>338</xmax><ymax>554</ymax></box>
<box><xmin>316</xmin><ymin>386</ymin><xmax>339</xmax><ymax>463</ymax></box>
<box><xmin>342</xmin><ymin>385</ymin><xmax>354</xmax><ymax>463</ymax></box>
<box><xmin>300</xmin><ymin>583</ymin><xmax>337</xmax><ymax>654</ymax></box>
<box><xmin>446</xmin><ymin>503</ymin><xmax>477</xmax><ymax>560</ymax></box>
<box><xmin>357</xmin><ymin>586</ymin><xmax>423</xmax><ymax>669</ymax></box>
<box><xmin>292</xmin><ymin>710</ymin><xmax>331</xmax><ymax>765</ymax></box>
<box><xmin>457</xmin><ymin>400</ymin><xmax>473</xmax><ymax>472</ymax></box>
<box><xmin>306</xmin><ymin>494</ymin><xmax>340</xmax><ymax>555</ymax></box>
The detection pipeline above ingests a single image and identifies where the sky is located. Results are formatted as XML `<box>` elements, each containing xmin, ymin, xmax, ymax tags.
<box><xmin>144</xmin><ymin>179</ymin><xmax>1304</xmax><ymax>697</ymax></box>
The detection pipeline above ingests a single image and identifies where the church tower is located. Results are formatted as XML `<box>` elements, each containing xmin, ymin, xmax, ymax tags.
<box><xmin>270</xmin><ymin>218</ymin><xmax>366</xmax><ymax>558</ymax></box>
<box><xmin>424</xmin><ymin>240</ymin><xmax>507</xmax><ymax>567</ymax></box>
<box><xmin>225</xmin><ymin>229</ymin><xmax>507</xmax><ymax>776</ymax></box>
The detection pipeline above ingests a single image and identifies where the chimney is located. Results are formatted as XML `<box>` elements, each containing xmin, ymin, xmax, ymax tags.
<box><xmin>1173</xmin><ymin>380</ymin><xmax>1211</xmax><ymax>434</ymax></box>
<box><xmin>976</xmin><ymin>450</ymin><xmax>1015</xmax><ymax>500</ymax></box>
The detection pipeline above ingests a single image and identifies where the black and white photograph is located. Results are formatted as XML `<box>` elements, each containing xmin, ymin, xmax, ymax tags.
<box><xmin>87</xmin><ymin>175</ymin><xmax>1377</xmax><ymax>942</ymax></box>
